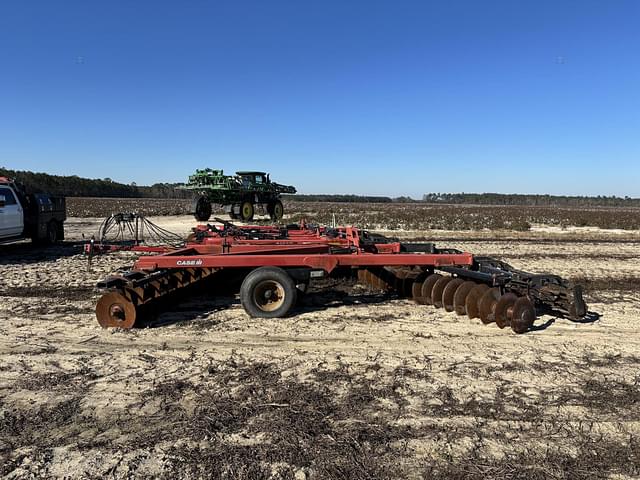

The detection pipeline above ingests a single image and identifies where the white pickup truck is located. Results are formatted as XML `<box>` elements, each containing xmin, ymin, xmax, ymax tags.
<box><xmin>0</xmin><ymin>176</ymin><xmax>66</xmax><ymax>244</ymax></box>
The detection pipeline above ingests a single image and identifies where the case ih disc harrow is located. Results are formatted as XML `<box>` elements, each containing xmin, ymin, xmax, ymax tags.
<box><xmin>94</xmin><ymin>219</ymin><xmax>587</xmax><ymax>334</ymax></box>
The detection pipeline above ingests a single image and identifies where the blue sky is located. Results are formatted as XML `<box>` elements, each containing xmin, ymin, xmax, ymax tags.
<box><xmin>1</xmin><ymin>1</ymin><xmax>638</xmax><ymax>197</ymax></box>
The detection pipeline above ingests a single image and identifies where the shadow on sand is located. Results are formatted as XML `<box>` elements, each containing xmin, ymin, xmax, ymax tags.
<box><xmin>0</xmin><ymin>240</ymin><xmax>85</xmax><ymax>265</ymax></box>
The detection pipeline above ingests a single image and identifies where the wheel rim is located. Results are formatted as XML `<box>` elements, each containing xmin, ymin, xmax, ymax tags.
<box><xmin>242</xmin><ymin>203</ymin><xmax>253</xmax><ymax>219</ymax></box>
<box><xmin>274</xmin><ymin>203</ymin><xmax>283</xmax><ymax>218</ymax></box>
<box><xmin>49</xmin><ymin>224</ymin><xmax>57</xmax><ymax>243</ymax></box>
<box><xmin>253</xmin><ymin>280</ymin><xmax>286</xmax><ymax>312</ymax></box>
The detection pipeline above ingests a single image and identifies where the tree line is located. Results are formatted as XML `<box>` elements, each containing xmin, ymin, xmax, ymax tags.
<box><xmin>2</xmin><ymin>167</ymin><xmax>637</xmax><ymax>206</ymax></box>
<box><xmin>0</xmin><ymin>167</ymin><xmax>191</xmax><ymax>199</ymax></box>
<box><xmin>422</xmin><ymin>192</ymin><xmax>640</xmax><ymax>207</ymax></box>
<box><xmin>287</xmin><ymin>194</ymin><xmax>393</xmax><ymax>203</ymax></box>
<box><xmin>0</xmin><ymin>168</ymin><xmax>396</xmax><ymax>202</ymax></box>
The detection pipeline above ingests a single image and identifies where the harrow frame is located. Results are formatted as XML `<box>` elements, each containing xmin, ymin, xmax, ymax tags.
<box><xmin>93</xmin><ymin>219</ymin><xmax>588</xmax><ymax>334</ymax></box>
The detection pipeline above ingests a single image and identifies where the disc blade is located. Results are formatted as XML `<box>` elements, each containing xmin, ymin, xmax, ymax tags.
<box><xmin>391</xmin><ymin>269</ymin><xmax>408</xmax><ymax>294</ymax></box>
<box><xmin>465</xmin><ymin>284</ymin><xmax>489</xmax><ymax>319</ymax></box>
<box><xmin>431</xmin><ymin>276</ymin><xmax>453</xmax><ymax>308</ymax></box>
<box><xmin>511</xmin><ymin>297</ymin><xmax>536</xmax><ymax>334</ymax></box>
<box><xmin>478</xmin><ymin>288</ymin><xmax>501</xmax><ymax>324</ymax></box>
<box><xmin>410</xmin><ymin>272</ymin><xmax>429</xmax><ymax>304</ymax></box>
<box><xmin>376</xmin><ymin>268</ymin><xmax>394</xmax><ymax>290</ymax></box>
<box><xmin>453</xmin><ymin>281</ymin><xmax>477</xmax><ymax>315</ymax></box>
<box><xmin>421</xmin><ymin>273</ymin><xmax>442</xmax><ymax>305</ymax></box>
<box><xmin>363</xmin><ymin>269</ymin><xmax>374</xmax><ymax>287</ymax></box>
<box><xmin>495</xmin><ymin>293</ymin><xmax>518</xmax><ymax>329</ymax></box>
<box><xmin>96</xmin><ymin>291</ymin><xmax>137</xmax><ymax>329</ymax></box>
<box><xmin>442</xmin><ymin>278</ymin><xmax>465</xmax><ymax>312</ymax></box>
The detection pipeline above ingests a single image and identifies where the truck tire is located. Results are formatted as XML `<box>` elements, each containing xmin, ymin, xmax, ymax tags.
<box><xmin>268</xmin><ymin>200</ymin><xmax>284</xmax><ymax>222</ymax></box>
<box><xmin>240</xmin><ymin>201</ymin><xmax>254</xmax><ymax>222</ymax></box>
<box><xmin>193</xmin><ymin>196</ymin><xmax>212</xmax><ymax>221</ymax></box>
<box><xmin>56</xmin><ymin>220</ymin><xmax>65</xmax><ymax>241</ymax></box>
<box><xmin>47</xmin><ymin>220</ymin><xmax>58</xmax><ymax>244</ymax></box>
<box><xmin>240</xmin><ymin>267</ymin><xmax>297</xmax><ymax>318</ymax></box>
<box><xmin>35</xmin><ymin>220</ymin><xmax>58</xmax><ymax>245</ymax></box>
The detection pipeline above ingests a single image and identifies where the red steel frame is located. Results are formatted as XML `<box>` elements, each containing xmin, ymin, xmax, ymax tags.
<box><xmin>134</xmin><ymin>249</ymin><xmax>473</xmax><ymax>273</ymax></box>
<box><xmin>96</xmin><ymin>225</ymin><xmax>474</xmax><ymax>274</ymax></box>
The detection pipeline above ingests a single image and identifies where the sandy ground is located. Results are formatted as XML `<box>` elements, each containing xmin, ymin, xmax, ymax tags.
<box><xmin>1</xmin><ymin>216</ymin><xmax>639</xmax><ymax>479</ymax></box>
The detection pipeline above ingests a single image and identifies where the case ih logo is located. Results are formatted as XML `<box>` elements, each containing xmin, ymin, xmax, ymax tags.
<box><xmin>176</xmin><ymin>260</ymin><xmax>204</xmax><ymax>266</ymax></box>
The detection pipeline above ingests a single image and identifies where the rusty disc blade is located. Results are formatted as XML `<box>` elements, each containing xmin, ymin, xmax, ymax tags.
<box><xmin>431</xmin><ymin>276</ymin><xmax>453</xmax><ymax>308</ymax></box>
<box><xmin>401</xmin><ymin>272</ymin><xmax>420</xmax><ymax>298</ymax></box>
<box><xmin>412</xmin><ymin>281</ymin><xmax>424</xmax><ymax>303</ymax></box>
<box><xmin>511</xmin><ymin>297</ymin><xmax>536</xmax><ymax>334</ymax></box>
<box><xmin>363</xmin><ymin>269</ymin><xmax>374</xmax><ymax>287</ymax></box>
<box><xmin>375</xmin><ymin>269</ymin><xmax>391</xmax><ymax>290</ymax></box>
<box><xmin>442</xmin><ymin>278</ymin><xmax>464</xmax><ymax>312</ymax></box>
<box><xmin>465</xmin><ymin>284</ymin><xmax>489</xmax><ymax>319</ymax></box>
<box><xmin>369</xmin><ymin>269</ymin><xmax>380</xmax><ymax>288</ymax></box>
<box><xmin>411</xmin><ymin>272</ymin><xmax>429</xmax><ymax>304</ymax></box>
<box><xmin>453</xmin><ymin>281</ymin><xmax>477</xmax><ymax>316</ymax></box>
<box><xmin>495</xmin><ymin>293</ymin><xmax>518</xmax><ymax>329</ymax></box>
<box><xmin>96</xmin><ymin>291</ymin><xmax>137</xmax><ymax>329</ymax></box>
<box><xmin>478</xmin><ymin>287</ymin><xmax>501</xmax><ymax>324</ymax></box>
<box><xmin>372</xmin><ymin>268</ymin><xmax>391</xmax><ymax>290</ymax></box>
<box><xmin>391</xmin><ymin>269</ymin><xmax>405</xmax><ymax>292</ymax></box>
<box><xmin>357</xmin><ymin>269</ymin><xmax>366</xmax><ymax>284</ymax></box>
<box><xmin>421</xmin><ymin>273</ymin><xmax>442</xmax><ymax>305</ymax></box>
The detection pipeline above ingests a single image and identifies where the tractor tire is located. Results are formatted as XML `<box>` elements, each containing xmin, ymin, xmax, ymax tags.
<box><xmin>240</xmin><ymin>267</ymin><xmax>297</xmax><ymax>318</ymax></box>
<box><xmin>240</xmin><ymin>201</ymin><xmax>254</xmax><ymax>222</ymax></box>
<box><xmin>268</xmin><ymin>200</ymin><xmax>284</xmax><ymax>222</ymax></box>
<box><xmin>193</xmin><ymin>196</ymin><xmax>212</xmax><ymax>221</ymax></box>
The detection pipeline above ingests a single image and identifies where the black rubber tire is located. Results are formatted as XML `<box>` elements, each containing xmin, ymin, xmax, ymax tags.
<box><xmin>240</xmin><ymin>201</ymin><xmax>254</xmax><ymax>222</ymax></box>
<box><xmin>268</xmin><ymin>200</ymin><xmax>284</xmax><ymax>222</ymax></box>
<box><xmin>240</xmin><ymin>267</ymin><xmax>297</xmax><ymax>318</ymax></box>
<box><xmin>34</xmin><ymin>220</ymin><xmax>59</xmax><ymax>245</ymax></box>
<box><xmin>56</xmin><ymin>221</ymin><xmax>65</xmax><ymax>241</ymax></box>
<box><xmin>48</xmin><ymin>220</ymin><xmax>58</xmax><ymax>244</ymax></box>
<box><xmin>193</xmin><ymin>196</ymin><xmax>212</xmax><ymax>221</ymax></box>
<box><xmin>46</xmin><ymin>220</ymin><xmax>58</xmax><ymax>244</ymax></box>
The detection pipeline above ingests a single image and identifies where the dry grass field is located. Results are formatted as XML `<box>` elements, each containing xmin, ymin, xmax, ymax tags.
<box><xmin>1</xmin><ymin>200</ymin><xmax>640</xmax><ymax>479</ymax></box>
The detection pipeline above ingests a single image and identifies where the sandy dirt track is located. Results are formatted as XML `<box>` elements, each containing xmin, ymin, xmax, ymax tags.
<box><xmin>1</xmin><ymin>216</ymin><xmax>639</xmax><ymax>479</ymax></box>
